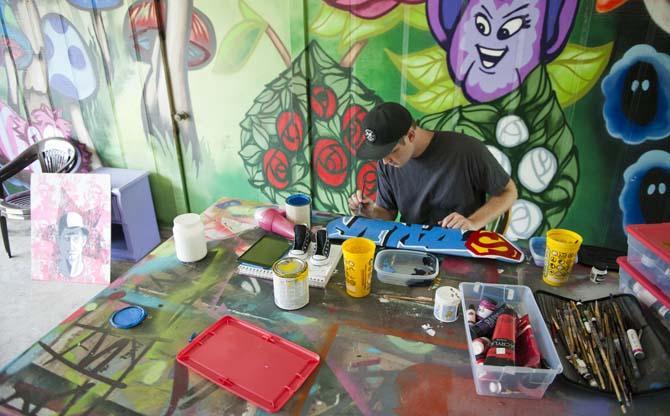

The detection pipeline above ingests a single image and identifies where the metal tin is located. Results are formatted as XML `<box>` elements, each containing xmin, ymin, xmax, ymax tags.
<box><xmin>272</xmin><ymin>257</ymin><xmax>309</xmax><ymax>310</ymax></box>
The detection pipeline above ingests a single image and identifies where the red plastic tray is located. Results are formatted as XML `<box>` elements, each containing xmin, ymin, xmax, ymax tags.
<box><xmin>176</xmin><ymin>316</ymin><xmax>320</xmax><ymax>413</ymax></box>
<box><xmin>627</xmin><ymin>223</ymin><xmax>670</xmax><ymax>264</ymax></box>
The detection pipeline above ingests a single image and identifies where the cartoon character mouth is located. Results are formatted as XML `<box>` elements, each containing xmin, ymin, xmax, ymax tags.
<box><xmin>476</xmin><ymin>45</ymin><xmax>508</xmax><ymax>69</ymax></box>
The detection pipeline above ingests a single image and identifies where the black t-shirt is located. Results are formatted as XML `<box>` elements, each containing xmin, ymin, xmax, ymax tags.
<box><xmin>376</xmin><ymin>131</ymin><xmax>510</xmax><ymax>225</ymax></box>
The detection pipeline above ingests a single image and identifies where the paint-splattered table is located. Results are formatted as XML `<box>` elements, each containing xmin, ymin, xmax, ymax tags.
<box><xmin>1</xmin><ymin>198</ymin><xmax>668</xmax><ymax>415</ymax></box>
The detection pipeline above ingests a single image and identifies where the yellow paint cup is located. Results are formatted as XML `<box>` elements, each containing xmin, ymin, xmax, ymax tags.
<box><xmin>542</xmin><ymin>229</ymin><xmax>583</xmax><ymax>286</ymax></box>
<box><xmin>342</xmin><ymin>237</ymin><xmax>376</xmax><ymax>298</ymax></box>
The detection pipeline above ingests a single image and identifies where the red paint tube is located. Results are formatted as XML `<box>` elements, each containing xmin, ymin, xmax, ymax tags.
<box><xmin>515</xmin><ymin>314</ymin><xmax>541</xmax><ymax>368</ymax></box>
<box><xmin>473</xmin><ymin>337</ymin><xmax>491</xmax><ymax>365</ymax></box>
<box><xmin>470</xmin><ymin>304</ymin><xmax>508</xmax><ymax>339</ymax></box>
<box><xmin>484</xmin><ymin>306</ymin><xmax>517</xmax><ymax>366</ymax></box>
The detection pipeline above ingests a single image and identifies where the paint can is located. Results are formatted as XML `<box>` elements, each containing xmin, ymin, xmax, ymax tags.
<box><xmin>433</xmin><ymin>286</ymin><xmax>460</xmax><ymax>322</ymax></box>
<box><xmin>590</xmin><ymin>265</ymin><xmax>607</xmax><ymax>284</ymax></box>
<box><xmin>272</xmin><ymin>258</ymin><xmax>309</xmax><ymax>310</ymax></box>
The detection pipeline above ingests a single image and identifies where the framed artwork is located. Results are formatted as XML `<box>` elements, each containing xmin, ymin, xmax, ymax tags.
<box><xmin>31</xmin><ymin>173</ymin><xmax>111</xmax><ymax>284</ymax></box>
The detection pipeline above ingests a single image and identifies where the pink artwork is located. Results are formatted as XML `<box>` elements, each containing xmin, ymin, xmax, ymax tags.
<box><xmin>31</xmin><ymin>173</ymin><xmax>111</xmax><ymax>284</ymax></box>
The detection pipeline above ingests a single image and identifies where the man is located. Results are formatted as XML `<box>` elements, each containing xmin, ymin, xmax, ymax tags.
<box><xmin>57</xmin><ymin>212</ymin><xmax>89</xmax><ymax>278</ymax></box>
<box><xmin>348</xmin><ymin>102</ymin><xmax>517</xmax><ymax>231</ymax></box>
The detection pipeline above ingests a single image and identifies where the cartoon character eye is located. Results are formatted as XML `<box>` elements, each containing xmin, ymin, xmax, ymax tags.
<box><xmin>475</xmin><ymin>13</ymin><xmax>491</xmax><ymax>35</ymax></box>
<box><xmin>498</xmin><ymin>17</ymin><xmax>526</xmax><ymax>40</ymax></box>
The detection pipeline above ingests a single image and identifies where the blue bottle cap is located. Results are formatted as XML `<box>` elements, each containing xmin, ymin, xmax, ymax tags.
<box><xmin>109</xmin><ymin>306</ymin><xmax>147</xmax><ymax>329</ymax></box>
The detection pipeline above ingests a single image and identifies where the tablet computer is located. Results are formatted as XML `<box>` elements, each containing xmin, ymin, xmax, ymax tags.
<box><xmin>237</xmin><ymin>234</ymin><xmax>291</xmax><ymax>269</ymax></box>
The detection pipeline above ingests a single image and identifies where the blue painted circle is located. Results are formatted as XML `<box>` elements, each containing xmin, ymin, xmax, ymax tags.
<box><xmin>109</xmin><ymin>306</ymin><xmax>147</xmax><ymax>329</ymax></box>
<box><xmin>286</xmin><ymin>194</ymin><xmax>311</xmax><ymax>206</ymax></box>
<box><xmin>68</xmin><ymin>46</ymin><xmax>86</xmax><ymax>69</ymax></box>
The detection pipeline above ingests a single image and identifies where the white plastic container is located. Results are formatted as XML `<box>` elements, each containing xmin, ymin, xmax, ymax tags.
<box><xmin>618</xmin><ymin>256</ymin><xmax>670</xmax><ymax>320</ymax></box>
<box><xmin>459</xmin><ymin>282</ymin><xmax>563</xmax><ymax>399</ymax></box>
<box><xmin>173</xmin><ymin>213</ymin><xmax>208</xmax><ymax>262</ymax></box>
<box><xmin>626</xmin><ymin>223</ymin><xmax>670</xmax><ymax>293</ymax></box>
<box><xmin>374</xmin><ymin>249</ymin><xmax>438</xmax><ymax>286</ymax></box>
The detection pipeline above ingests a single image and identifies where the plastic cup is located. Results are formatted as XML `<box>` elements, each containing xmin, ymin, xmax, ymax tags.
<box><xmin>542</xmin><ymin>229</ymin><xmax>583</xmax><ymax>286</ymax></box>
<box><xmin>342</xmin><ymin>237</ymin><xmax>376</xmax><ymax>297</ymax></box>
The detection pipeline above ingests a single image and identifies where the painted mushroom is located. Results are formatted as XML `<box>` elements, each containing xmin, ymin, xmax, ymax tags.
<box><xmin>41</xmin><ymin>13</ymin><xmax>98</xmax><ymax>155</ymax></box>
<box><xmin>124</xmin><ymin>0</ymin><xmax>216</xmax><ymax>69</ymax></box>
<box><xmin>66</xmin><ymin>0</ymin><xmax>122</xmax><ymax>83</ymax></box>
<box><xmin>0</xmin><ymin>24</ymin><xmax>33</xmax><ymax>111</ymax></box>
<box><xmin>123</xmin><ymin>0</ymin><xmax>216</xmax><ymax>166</ymax></box>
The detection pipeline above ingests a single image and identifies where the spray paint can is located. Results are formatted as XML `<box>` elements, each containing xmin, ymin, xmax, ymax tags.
<box><xmin>476</xmin><ymin>298</ymin><xmax>498</xmax><ymax>320</ymax></box>
<box><xmin>627</xmin><ymin>329</ymin><xmax>645</xmax><ymax>359</ymax></box>
<box><xmin>466</xmin><ymin>304</ymin><xmax>477</xmax><ymax>325</ymax></box>
<box><xmin>272</xmin><ymin>258</ymin><xmax>309</xmax><ymax>310</ymax></box>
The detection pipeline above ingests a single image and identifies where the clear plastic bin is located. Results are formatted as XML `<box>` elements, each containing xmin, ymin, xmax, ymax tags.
<box><xmin>627</xmin><ymin>224</ymin><xmax>670</xmax><ymax>293</ymax></box>
<box><xmin>374</xmin><ymin>249</ymin><xmax>438</xmax><ymax>286</ymax></box>
<box><xmin>618</xmin><ymin>256</ymin><xmax>670</xmax><ymax>320</ymax></box>
<box><xmin>459</xmin><ymin>282</ymin><xmax>563</xmax><ymax>399</ymax></box>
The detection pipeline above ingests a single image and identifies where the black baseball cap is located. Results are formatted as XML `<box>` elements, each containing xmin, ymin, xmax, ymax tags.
<box><xmin>357</xmin><ymin>102</ymin><xmax>413</xmax><ymax>160</ymax></box>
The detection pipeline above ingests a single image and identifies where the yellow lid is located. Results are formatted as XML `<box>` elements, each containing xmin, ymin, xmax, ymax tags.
<box><xmin>272</xmin><ymin>257</ymin><xmax>307</xmax><ymax>277</ymax></box>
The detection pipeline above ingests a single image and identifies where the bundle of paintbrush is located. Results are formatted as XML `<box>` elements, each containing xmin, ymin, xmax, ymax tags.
<box><xmin>538</xmin><ymin>295</ymin><xmax>645</xmax><ymax>414</ymax></box>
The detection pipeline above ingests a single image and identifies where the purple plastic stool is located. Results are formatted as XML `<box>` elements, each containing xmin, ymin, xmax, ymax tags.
<box><xmin>93</xmin><ymin>167</ymin><xmax>160</xmax><ymax>262</ymax></box>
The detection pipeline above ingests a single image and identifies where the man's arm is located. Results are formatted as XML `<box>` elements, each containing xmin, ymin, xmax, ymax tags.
<box><xmin>366</xmin><ymin>203</ymin><xmax>398</xmax><ymax>221</ymax></box>
<box><xmin>348</xmin><ymin>191</ymin><xmax>398</xmax><ymax>221</ymax></box>
<box><xmin>440</xmin><ymin>179</ymin><xmax>517</xmax><ymax>230</ymax></box>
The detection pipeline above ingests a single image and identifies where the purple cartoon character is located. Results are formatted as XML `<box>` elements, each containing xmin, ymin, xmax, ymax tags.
<box><xmin>427</xmin><ymin>0</ymin><xmax>578</xmax><ymax>102</ymax></box>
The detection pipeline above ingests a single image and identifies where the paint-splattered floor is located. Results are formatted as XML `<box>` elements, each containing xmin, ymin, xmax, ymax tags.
<box><xmin>0</xmin><ymin>219</ymin><xmax>171</xmax><ymax>368</ymax></box>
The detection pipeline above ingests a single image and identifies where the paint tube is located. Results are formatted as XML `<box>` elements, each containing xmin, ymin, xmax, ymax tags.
<box><xmin>472</xmin><ymin>337</ymin><xmax>491</xmax><ymax>365</ymax></box>
<box><xmin>627</xmin><ymin>329</ymin><xmax>645</xmax><ymax>360</ymax></box>
<box><xmin>484</xmin><ymin>306</ymin><xmax>517</xmax><ymax>366</ymax></box>
<box><xmin>476</xmin><ymin>297</ymin><xmax>498</xmax><ymax>320</ymax></box>
<box><xmin>466</xmin><ymin>304</ymin><xmax>477</xmax><ymax>326</ymax></box>
<box><xmin>515</xmin><ymin>314</ymin><xmax>541</xmax><ymax>368</ymax></box>
<box><xmin>470</xmin><ymin>304</ymin><xmax>508</xmax><ymax>339</ymax></box>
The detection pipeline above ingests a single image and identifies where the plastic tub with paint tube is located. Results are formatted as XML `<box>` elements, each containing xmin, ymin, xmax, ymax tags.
<box><xmin>459</xmin><ymin>282</ymin><xmax>563</xmax><ymax>399</ymax></box>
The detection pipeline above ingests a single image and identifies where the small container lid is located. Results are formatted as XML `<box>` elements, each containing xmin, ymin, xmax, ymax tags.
<box><xmin>617</xmin><ymin>256</ymin><xmax>670</xmax><ymax>308</ymax></box>
<box><xmin>109</xmin><ymin>306</ymin><xmax>147</xmax><ymax>329</ymax></box>
<box><xmin>173</xmin><ymin>213</ymin><xmax>203</xmax><ymax>230</ymax></box>
<box><xmin>627</xmin><ymin>223</ymin><xmax>670</xmax><ymax>264</ymax></box>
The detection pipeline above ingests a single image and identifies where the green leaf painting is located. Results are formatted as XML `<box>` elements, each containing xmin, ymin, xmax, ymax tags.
<box><xmin>215</xmin><ymin>19</ymin><xmax>268</xmax><ymax>74</ymax></box>
<box><xmin>386</xmin><ymin>46</ymin><xmax>469</xmax><ymax>113</ymax></box>
<box><xmin>547</xmin><ymin>42</ymin><xmax>613</xmax><ymax>108</ymax></box>
<box><xmin>239</xmin><ymin>0</ymin><xmax>265</xmax><ymax>23</ymax></box>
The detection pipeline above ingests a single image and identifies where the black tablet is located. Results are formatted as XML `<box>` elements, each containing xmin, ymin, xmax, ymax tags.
<box><xmin>237</xmin><ymin>234</ymin><xmax>291</xmax><ymax>269</ymax></box>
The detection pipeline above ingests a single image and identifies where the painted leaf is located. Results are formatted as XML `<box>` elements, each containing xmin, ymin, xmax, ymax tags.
<box><xmin>311</xmin><ymin>4</ymin><xmax>401</xmax><ymax>49</ymax></box>
<box><xmin>239</xmin><ymin>0</ymin><xmax>265</xmax><ymax>23</ymax></box>
<box><xmin>405</xmin><ymin>4</ymin><xmax>429</xmax><ymax>31</ymax></box>
<box><xmin>405</xmin><ymin>80</ymin><xmax>469</xmax><ymax>114</ymax></box>
<box><xmin>547</xmin><ymin>42</ymin><xmax>613</xmax><ymax>108</ymax></box>
<box><xmin>385</xmin><ymin>46</ymin><xmax>450</xmax><ymax>90</ymax></box>
<box><xmin>214</xmin><ymin>19</ymin><xmax>267</xmax><ymax>74</ymax></box>
<box><xmin>310</xmin><ymin>4</ymin><xmax>350</xmax><ymax>38</ymax></box>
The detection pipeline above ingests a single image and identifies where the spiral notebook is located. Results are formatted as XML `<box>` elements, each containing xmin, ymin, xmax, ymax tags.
<box><xmin>237</xmin><ymin>243</ymin><xmax>342</xmax><ymax>288</ymax></box>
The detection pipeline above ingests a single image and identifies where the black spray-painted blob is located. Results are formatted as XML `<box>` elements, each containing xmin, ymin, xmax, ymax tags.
<box><xmin>639</xmin><ymin>167</ymin><xmax>670</xmax><ymax>223</ymax></box>
<box><xmin>623</xmin><ymin>62</ymin><xmax>658</xmax><ymax>126</ymax></box>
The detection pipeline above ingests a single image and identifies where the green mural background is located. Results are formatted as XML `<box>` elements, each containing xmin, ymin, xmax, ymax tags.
<box><xmin>1</xmin><ymin>0</ymin><xmax>669</xmax><ymax>250</ymax></box>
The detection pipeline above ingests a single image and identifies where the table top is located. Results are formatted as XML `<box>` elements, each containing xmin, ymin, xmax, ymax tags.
<box><xmin>1</xmin><ymin>197</ymin><xmax>668</xmax><ymax>415</ymax></box>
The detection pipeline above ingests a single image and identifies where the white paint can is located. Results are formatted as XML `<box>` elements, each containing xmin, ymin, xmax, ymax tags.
<box><xmin>272</xmin><ymin>257</ymin><xmax>309</xmax><ymax>310</ymax></box>
<box><xmin>434</xmin><ymin>286</ymin><xmax>461</xmax><ymax>323</ymax></box>
<box><xmin>285</xmin><ymin>193</ymin><xmax>311</xmax><ymax>227</ymax></box>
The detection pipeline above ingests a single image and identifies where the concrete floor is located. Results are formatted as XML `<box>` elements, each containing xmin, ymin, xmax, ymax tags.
<box><xmin>0</xmin><ymin>219</ymin><xmax>167</xmax><ymax>369</ymax></box>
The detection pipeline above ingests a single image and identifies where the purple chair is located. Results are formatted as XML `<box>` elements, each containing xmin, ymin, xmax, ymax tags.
<box><xmin>0</xmin><ymin>138</ymin><xmax>80</xmax><ymax>257</ymax></box>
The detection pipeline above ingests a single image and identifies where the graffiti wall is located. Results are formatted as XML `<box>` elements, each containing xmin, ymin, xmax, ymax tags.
<box><xmin>0</xmin><ymin>0</ymin><xmax>668</xmax><ymax>249</ymax></box>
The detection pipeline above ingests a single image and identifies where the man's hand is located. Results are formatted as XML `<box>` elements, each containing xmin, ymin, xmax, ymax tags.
<box><xmin>348</xmin><ymin>190</ymin><xmax>373</xmax><ymax>217</ymax></box>
<box><xmin>438</xmin><ymin>212</ymin><xmax>477</xmax><ymax>231</ymax></box>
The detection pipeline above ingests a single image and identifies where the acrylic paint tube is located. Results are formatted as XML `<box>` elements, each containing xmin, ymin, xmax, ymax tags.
<box><xmin>470</xmin><ymin>304</ymin><xmax>508</xmax><ymax>339</ymax></box>
<box><xmin>476</xmin><ymin>298</ymin><xmax>498</xmax><ymax>320</ymax></box>
<box><xmin>627</xmin><ymin>329</ymin><xmax>645</xmax><ymax>359</ymax></box>
<box><xmin>516</xmin><ymin>314</ymin><xmax>541</xmax><ymax>368</ymax></box>
<box><xmin>484</xmin><ymin>306</ymin><xmax>517</xmax><ymax>366</ymax></box>
<box><xmin>466</xmin><ymin>304</ymin><xmax>477</xmax><ymax>326</ymax></box>
<box><xmin>472</xmin><ymin>337</ymin><xmax>491</xmax><ymax>365</ymax></box>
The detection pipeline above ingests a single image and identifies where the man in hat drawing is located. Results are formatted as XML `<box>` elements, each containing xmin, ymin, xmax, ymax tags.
<box><xmin>348</xmin><ymin>102</ymin><xmax>517</xmax><ymax>231</ymax></box>
<box><xmin>57</xmin><ymin>212</ymin><xmax>89</xmax><ymax>278</ymax></box>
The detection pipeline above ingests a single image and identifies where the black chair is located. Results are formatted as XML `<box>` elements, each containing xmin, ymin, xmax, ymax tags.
<box><xmin>0</xmin><ymin>138</ymin><xmax>81</xmax><ymax>257</ymax></box>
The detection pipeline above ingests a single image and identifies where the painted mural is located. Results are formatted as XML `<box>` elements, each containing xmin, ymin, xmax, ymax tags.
<box><xmin>0</xmin><ymin>0</ymin><xmax>668</xmax><ymax>249</ymax></box>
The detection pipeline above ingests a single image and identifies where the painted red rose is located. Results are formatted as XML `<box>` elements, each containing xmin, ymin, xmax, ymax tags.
<box><xmin>313</xmin><ymin>139</ymin><xmax>348</xmax><ymax>187</ymax></box>
<box><xmin>324</xmin><ymin>0</ymin><xmax>424</xmax><ymax>19</ymax></box>
<box><xmin>311</xmin><ymin>86</ymin><xmax>337</xmax><ymax>120</ymax></box>
<box><xmin>341</xmin><ymin>104</ymin><xmax>367</xmax><ymax>156</ymax></box>
<box><xmin>276</xmin><ymin>111</ymin><xmax>304</xmax><ymax>152</ymax></box>
<box><xmin>263</xmin><ymin>148</ymin><xmax>290</xmax><ymax>189</ymax></box>
<box><xmin>356</xmin><ymin>161</ymin><xmax>377</xmax><ymax>201</ymax></box>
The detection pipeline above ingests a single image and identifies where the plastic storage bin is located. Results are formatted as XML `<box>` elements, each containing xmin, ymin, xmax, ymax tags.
<box><xmin>459</xmin><ymin>282</ymin><xmax>563</xmax><ymax>399</ymax></box>
<box><xmin>626</xmin><ymin>223</ymin><xmax>670</xmax><ymax>293</ymax></box>
<box><xmin>374</xmin><ymin>249</ymin><xmax>438</xmax><ymax>286</ymax></box>
<box><xmin>618</xmin><ymin>256</ymin><xmax>670</xmax><ymax>320</ymax></box>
